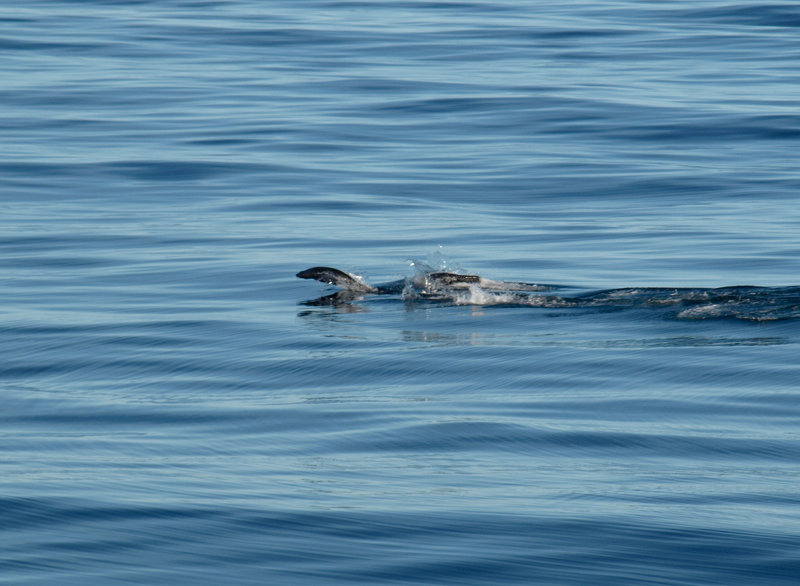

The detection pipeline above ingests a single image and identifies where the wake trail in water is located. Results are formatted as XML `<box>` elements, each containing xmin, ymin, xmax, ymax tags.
<box><xmin>448</xmin><ymin>284</ymin><xmax>800</xmax><ymax>321</ymax></box>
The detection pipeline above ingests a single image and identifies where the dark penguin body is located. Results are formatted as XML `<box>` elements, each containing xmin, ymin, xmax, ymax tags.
<box><xmin>296</xmin><ymin>266</ymin><xmax>482</xmax><ymax>294</ymax></box>
<box><xmin>296</xmin><ymin>267</ymin><xmax>377</xmax><ymax>292</ymax></box>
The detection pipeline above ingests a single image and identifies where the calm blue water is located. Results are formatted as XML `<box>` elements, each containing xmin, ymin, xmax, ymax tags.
<box><xmin>2</xmin><ymin>1</ymin><xmax>800</xmax><ymax>583</ymax></box>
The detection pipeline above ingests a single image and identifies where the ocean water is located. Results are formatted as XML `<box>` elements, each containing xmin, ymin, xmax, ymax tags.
<box><xmin>2</xmin><ymin>0</ymin><xmax>800</xmax><ymax>583</ymax></box>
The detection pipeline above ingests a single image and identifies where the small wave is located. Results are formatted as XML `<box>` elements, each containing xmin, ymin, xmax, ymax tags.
<box><xmin>678</xmin><ymin>304</ymin><xmax>738</xmax><ymax>320</ymax></box>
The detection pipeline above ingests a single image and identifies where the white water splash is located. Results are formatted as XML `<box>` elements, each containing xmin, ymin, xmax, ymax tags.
<box><xmin>452</xmin><ymin>284</ymin><xmax>523</xmax><ymax>306</ymax></box>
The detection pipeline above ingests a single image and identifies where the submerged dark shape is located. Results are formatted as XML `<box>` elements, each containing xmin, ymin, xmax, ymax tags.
<box><xmin>296</xmin><ymin>266</ymin><xmax>800</xmax><ymax>321</ymax></box>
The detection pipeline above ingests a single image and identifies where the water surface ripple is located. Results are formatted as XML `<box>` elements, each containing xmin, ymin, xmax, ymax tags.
<box><xmin>2</xmin><ymin>1</ymin><xmax>799</xmax><ymax>584</ymax></box>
